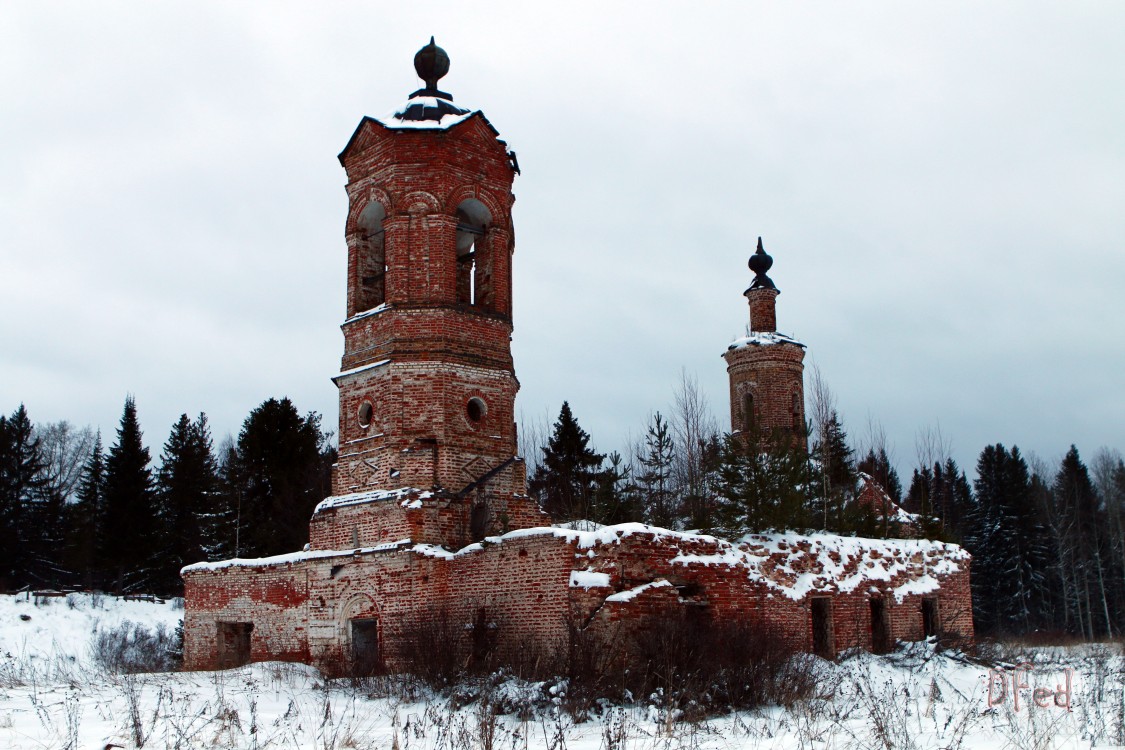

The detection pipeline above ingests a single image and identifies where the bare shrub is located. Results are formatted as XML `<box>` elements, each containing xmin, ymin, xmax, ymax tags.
<box><xmin>92</xmin><ymin>620</ymin><xmax>181</xmax><ymax>674</ymax></box>
<box><xmin>626</xmin><ymin>614</ymin><xmax>816</xmax><ymax>720</ymax></box>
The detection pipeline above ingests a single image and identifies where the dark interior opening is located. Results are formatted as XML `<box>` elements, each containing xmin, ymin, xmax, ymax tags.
<box><xmin>470</xmin><ymin>503</ymin><xmax>490</xmax><ymax>542</ymax></box>
<box><xmin>870</xmin><ymin>598</ymin><xmax>891</xmax><ymax>654</ymax></box>
<box><xmin>350</xmin><ymin>618</ymin><xmax>380</xmax><ymax>676</ymax></box>
<box><xmin>922</xmin><ymin>598</ymin><xmax>939</xmax><ymax>638</ymax></box>
<box><xmin>217</xmin><ymin>621</ymin><xmax>253</xmax><ymax>669</ymax></box>
<box><xmin>811</xmin><ymin>597</ymin><xmax>834</xmax><ymax>659</ymax></box>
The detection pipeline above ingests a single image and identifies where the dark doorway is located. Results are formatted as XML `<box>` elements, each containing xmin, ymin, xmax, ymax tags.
<box><xmin>350</xmin><ymin>618</ymin><xmax>380</xmax><ymax>676</ymax></box>
<box><xmin>470</xmin><ymin>503</ymin><xmax>490</xmax><ymax>542</ymax></box>
<box><xmin>217</xmin><ymin>622</ymin><xmax>253</xmax><ymax>669</ymax></box>
<box><xmin>811</xmin><ymin>598</ymin><xmax>834</xmax><ymax>658</ymax></box>
<box><xmin>870</xmin><ymin>599</ymin><xmax>892</xmax><ymax>654</ymax></box>
<box><xmin>922</xmin><ymin>599</ymin><xmax>940</xmax><ymax>638</ymax></box>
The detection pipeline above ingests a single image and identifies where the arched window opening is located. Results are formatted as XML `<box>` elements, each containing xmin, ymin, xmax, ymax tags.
<box><xmin>791</xmin><ymin>392</ymin><xmax>802</xmax><ymax>431</ymax></box>
<box><xmin>455</xmin><ymin>199</ymin><xmax>491</xmax><ymax>308</ymax></box>
<box><xmin>742</xmin><ymin>392</ymin><xmax>755</xmax><ymax>433</ymax></box>
<box><xmin>357</xmin><ymin>202</ymin><xmax>387</xmax><ymax>311</ymax></box>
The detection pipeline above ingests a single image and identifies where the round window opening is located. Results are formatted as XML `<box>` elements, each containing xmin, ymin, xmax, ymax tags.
<box><xmin>358</xmin><ymin>401</ymin><xmax>373</xmax><ymax>428</ymax></box>
<box><xmin>466</xmin><ymin>397</ymin><xmax>486</xmax><ymax>424</ymax></box>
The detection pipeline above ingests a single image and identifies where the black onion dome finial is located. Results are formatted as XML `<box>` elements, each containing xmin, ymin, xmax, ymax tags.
<box><xmin>747</xmin><ymin>236</ymin><xmax>778</xmax><ymax>291</ymax></box>
<box><xmin>411</xmin><ymin>36</ymin><xmax>453</xmax><ymax>100</ymax></box>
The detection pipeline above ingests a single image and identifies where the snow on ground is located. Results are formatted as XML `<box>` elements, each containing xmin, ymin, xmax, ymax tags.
<box><xmin>0</xmin><ymin>593</ymin><xmax>1122</xmax><ymax>749</ymax></box>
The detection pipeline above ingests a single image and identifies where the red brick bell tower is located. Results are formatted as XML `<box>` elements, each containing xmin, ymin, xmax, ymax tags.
<box><xmin>310</xmin><ymin>39</ymin><xmax>544</xmax><ymax>551</ymax></box>
<box><xmin>722</xmin><ymin>238</ymin><xmax>808</xmax><ymax>452</ymax></box>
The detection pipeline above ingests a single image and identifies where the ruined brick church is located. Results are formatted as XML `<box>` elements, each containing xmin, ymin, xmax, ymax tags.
<box><xmin>182</xmin><ymin>41</ymin><xmax>972</xmax><ymax>673</ymax></box>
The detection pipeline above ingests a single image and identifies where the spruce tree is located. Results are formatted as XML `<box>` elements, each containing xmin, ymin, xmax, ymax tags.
<box><xmin>591</xmin><ymin>450</ymin><xmax>640</xmax><ymax>525</ymax></box>
<box><xmin>857</xmin><ymin>448</ymin><xmax>903</xmax><ymax>504</ymax></box>
<box><xmin>101</xmin><ymin>396</ymin><xmax>157</xmax><ymax>592</ymax></box>
<box><xmin>965</xmin><ymin>444</ymin><xmax>1053</xmax><ymax>635</ymax></box>
<box><xmin>812</xmin><ymin>411</ymin><xmax>856</xmax><ymax>532</ymax></box>
<box><xmin>68</xmin><ymin>432</ymin><xmax>105</xmax><ymax>588</ymax></box>
<box><xmin>0</xmin><ymin>406</ymin><xmax>46</xmax><ymax>588</ymax></box>
<box><xmin>154</xmin><ymin>413</ymin><xmax>220</xmax><ymax>592</ymax></box>
<box><xmin>636</xmin><ymin>412</ymin><xmax>678</xmax><ymax>528</ymax></box>
<box><xmin>1052</xmin><ymin>446</ymin><xmax>1112</xmax><ymax>637</ymax></box>
<box><xmin>229</xmin><ymin>398</ymin><xmax>331</xmax><ymax>558</ymax></box>
<box><xmin>713</xmin><ymin>427</ymin><xmax>812</xmax><ymax>537</ymax></box>
<box><xmin>528</xmin><ymin>402</ymin><xmax>604</xmax><ymax>522</ymax></box>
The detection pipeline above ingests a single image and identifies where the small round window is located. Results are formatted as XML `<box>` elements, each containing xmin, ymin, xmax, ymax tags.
<box><xmin>358</xmin><ymin>401</ymin><xmax>373</xmax><ymax>428</ymax></box>
<box><xmin>466</xmin><ymin>397</ymin><xmax>486</xmax><ymax>424</ymax></box>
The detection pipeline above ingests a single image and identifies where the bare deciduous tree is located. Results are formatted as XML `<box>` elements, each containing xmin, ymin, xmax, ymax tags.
<box><xmin>670</xmin><ymin>370</ymin><xmax>719</xmax><ymax>529</ymax></box>
<box><xmin>517</xmin><ymin>408</ymin><xmax>551</xmax><ymax>479</ymax></box>
<box><xmin>34</xmin><ymin>420</ymin><xmax>96</xmax><ymax>503</ymax></box>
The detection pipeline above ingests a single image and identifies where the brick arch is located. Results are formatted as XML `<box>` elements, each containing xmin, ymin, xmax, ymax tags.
<box><xmin>338</xmin><ymin>591</ymin><xmax>379</xmax><ymax>624</ymax></box>
<box><xmin>402</xmin><ymin>190</ymin><xmax>442</xmax><ymax>216</ymax></box>
<box><xmin>345</xmin><ymin>186</ymin><xmax>392</xmax><ymax>235</ymax></box>
<box><xmin>736</xmin><ymin>383</ymin><xmax>759</xmax><ymax>432</ymax></box>
<box><xmin>443</xmin><ymin>186</ymin><xmax>509</xmax><ymax>231</ymax></box>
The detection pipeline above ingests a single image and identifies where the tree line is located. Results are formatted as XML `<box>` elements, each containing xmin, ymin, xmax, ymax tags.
<box><xmin>4</xmin><ymin>373</ymin><xmax>1122</xmax><ymax>640</ymax></box>
<box><xmin>0</xmin><ymin>397</ymin><xmax>335</xmax><ymax>595</ymax></box>
<box><xmin>523</xmin><ymin>372</ymin><xmax>1125</xmax><ymax>639</ymax></box>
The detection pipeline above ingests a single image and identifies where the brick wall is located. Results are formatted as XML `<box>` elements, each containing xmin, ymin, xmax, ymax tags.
<box><xmin>183</xmin><ymin>526</ymin><xmax>972</xmax><ymax>674</ymax></box>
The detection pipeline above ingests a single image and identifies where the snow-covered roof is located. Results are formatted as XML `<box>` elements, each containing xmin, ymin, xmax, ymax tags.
<box><xmin>375</xmin><ymin>96</ymin><xmax>475</xmax><ymax>131</ymax></box>
<box><xmin>727</xmin><ymin>331</ymin><xmax>805</xmax><ymax>351</ymax></box>
<box><xmin>313</xmin><ymin>487</ymin><xmax>432</xmax><ymax>514</ymax></box>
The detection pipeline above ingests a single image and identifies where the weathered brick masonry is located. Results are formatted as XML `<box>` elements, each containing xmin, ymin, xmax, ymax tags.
<box><xmin>182</xmin><ymin>41</ymin><xmax>972</xmax><ymax>675</ymax></box>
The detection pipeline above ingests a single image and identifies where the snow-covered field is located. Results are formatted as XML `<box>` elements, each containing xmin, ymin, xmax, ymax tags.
<box><xmin>0</xmin><ymin>593</ymin><xmax>1122</xmax><ymax>749</ymax></box>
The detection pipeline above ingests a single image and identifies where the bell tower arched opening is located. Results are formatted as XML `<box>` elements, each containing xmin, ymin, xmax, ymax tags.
<box><xmin>356</xmin><ymin>202</ymin><xmax>387</xmax><ymax>311</ymax></box>
<box><xmin>455</xmin><ymin>198</ymin><xmax>491</xmax><ymax>308</ymax></box>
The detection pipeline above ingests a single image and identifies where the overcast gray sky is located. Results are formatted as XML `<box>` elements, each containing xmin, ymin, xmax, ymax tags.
<box><xmin>2</xmin><ymin>2</ymin><xmax>1122</xmax><ymax>478</ymax></box>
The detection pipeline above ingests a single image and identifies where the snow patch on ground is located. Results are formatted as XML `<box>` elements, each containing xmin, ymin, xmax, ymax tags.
<box><xmin>0</xmin><ymin>594</ymin><xmax>1120</xmax><ymax>749</ymax></box>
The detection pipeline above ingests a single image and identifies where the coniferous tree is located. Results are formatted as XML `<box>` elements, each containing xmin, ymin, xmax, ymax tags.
<box><xmin>101</xmin><ymin>396</ymin><xmax>158</xmax><ymax>592</ymax></box>
<box><xmin>905</xmin><ymin>460</ymin><xmax>970</xmax><ymax>541</ymax></box>
<box><xmin>528</xmin><ymin>402</ymin><xmax>604</xmax><ymax>522</ymax></box>
<box><xmin>228</xmin><ymin>398</ymin><xmax>332</xmax><ymax>558</ymax></box>
<box><xmin>713</xmin><ymin>427</ymin><xmax>811</xmax><ymax>537</ymax></box>
<box><xmin>857</xmin><ymin>448</ymin><xmax>903</xmax><ymax>504</ymax></box>
<box><xmin>68</xmin><ymin>431</ymin><xmax>105</xmax><ymax>588</ymax></box>
<box><xmin>636</xmin><ymin>412</ymin><xmax>678</xmax><ymax>528</ymax></box>
<box><xmin>965</xmin><ymin>444</ymin><xmax>1053</xmax><ymax>635</ymax></box>
<box><xmin>213</xmin><ymin>436</ymin><xmax>241</xmax><ymax>558</ymax></box>
<box><xmin>812</xmin><ymin>411</ymin><xmax>856</xmax><ymax>532</ymax></box>
<box><xmin>1051</xmin><ymin>446</ymin><xmax>1111</xmax><ymax>638</ymax></box>
<box><xmin>0</xmin><ymin>406</ymin><xmax>46</xmax><ymax>588</ymax></box>
<box><xmin>591</xmin><ymin>450</ymin><xmax>640</xmax><ymax>525</ymax></box>
<box><xmin>154</xmin><ymin>413</ymin><xmax>221</xmax><ymax>592</ymax></box>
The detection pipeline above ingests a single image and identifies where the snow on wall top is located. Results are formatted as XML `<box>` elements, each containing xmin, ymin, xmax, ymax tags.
<box><xmin>312</xmin><ymin>487</ymin><xmax>432</xmax><ymax>514</ymax></box>
<box><xmin>681</xmin><ymin>531</ymin><xmax>968</xmax><ymax>602</ymax></box>
<box><xmin>181</xmin><ymin>539</ymin><xmax>413</xmax><ymax>574</ymax></box>
<box><xmin>727</xmin><ymin>331</ymin><xmax>805</xmax><ymax>350</ymax></box>
<box><xmin>183</xmin><ymin>518</ymin><xmax>967</xmax><ymax>604</ymax></box>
